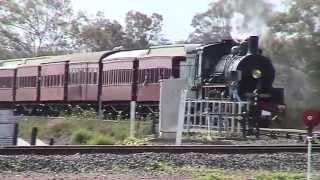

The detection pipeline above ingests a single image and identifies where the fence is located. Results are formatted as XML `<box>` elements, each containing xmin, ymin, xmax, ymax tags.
<box><xmin>183</xmin><ymin>99</ymin><xmax>250</xmax><ymax>134</ymax></box>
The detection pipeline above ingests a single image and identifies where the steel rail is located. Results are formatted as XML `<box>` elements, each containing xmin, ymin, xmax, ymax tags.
<box><xmin>0</xmin><ymin>145</ymin><xmax>320</xmax><ymax>155</ymax></box>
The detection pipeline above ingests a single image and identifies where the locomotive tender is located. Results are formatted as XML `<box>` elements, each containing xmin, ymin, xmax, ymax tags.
<box><xmin>0</xmin><ymin>36</ymin><xmax>284</xmax><ymax>125</ymax></box>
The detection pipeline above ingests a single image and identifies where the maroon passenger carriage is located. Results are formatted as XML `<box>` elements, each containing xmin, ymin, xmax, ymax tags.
<box><xmin>7</xmin><ymin>52</ymin><xmax>107</xmax><ymax>115</ymax></box>
<box><xmin>100</xmin><ymin>48</ymin><xmax>184</xmax><ymax>117</ymax></box>
<box><xmin>0</xmin><ymin>46</ymin><xmax>185</xmax><ymax>117</ymax></box>
<box><xmin>0</xmin><ymin>67</ymin><xmax>16</xmax><ymax>103</ymax></box>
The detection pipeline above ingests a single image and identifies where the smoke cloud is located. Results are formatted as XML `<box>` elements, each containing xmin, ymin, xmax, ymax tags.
<box><xmin>223</xmin><ymin>0</ymin><xmax>272</xmax><ymax>40</ymax></box>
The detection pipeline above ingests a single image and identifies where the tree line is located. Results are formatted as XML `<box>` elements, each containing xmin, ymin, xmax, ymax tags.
<box><xmin>0</xmin><ymin>0</ymin><xmax>166</xmax><ymax>58</ymax></box>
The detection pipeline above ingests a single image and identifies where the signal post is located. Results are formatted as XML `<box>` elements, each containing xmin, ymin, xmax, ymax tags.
<box><xmin>302</xmin><ymin>110</ymin><xmax>320</xmax><ymax>180</ymax></box>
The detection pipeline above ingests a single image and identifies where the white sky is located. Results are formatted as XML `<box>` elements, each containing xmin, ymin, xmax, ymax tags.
<box><xmin>72</xmin><ymin>0</ymin><xmax>281</xmax><ymax>41</ymax></box>
<box><xmin>72</xmin><ymin>0</ymin><xmax>213</xmax><ymax>41</ymax></box>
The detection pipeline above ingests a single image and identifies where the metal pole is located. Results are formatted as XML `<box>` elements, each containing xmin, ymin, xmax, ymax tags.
<box><xmin>207</xmin><ymin>115</ymin><xmax>211</xmax><ymax>140</ymax></box>
<box><xmin>307</xmin><ymin>136</ymin><xmax>312</xmax><ymax>180</ymax></box>
<box><xmin>176</xmin><ymin>89</ymin><xmax>187</xmax><ymax>145</ymax></box>
<box><xmin>130</xmin><ymin>101</ymin><xmax>136</xmax><ymax>138</ymax></box>
<box><xmin>218</xmin><ymin>102</ymin><xmax>222</xmax><ymax>134</ymax></box>
<box><xmin>231</xmin><ymin>103</ymin><xmax>235</xmax><ymax>132</ymax></box>
<box><xmin>186</xmin><ymin>101</ymin><xmax>191</xmax><ymax>134</ymax></box>
<box><xmin>237</xmin><ymin>103</ymin><xmax>241</xmax><ymax>133</ymax></box>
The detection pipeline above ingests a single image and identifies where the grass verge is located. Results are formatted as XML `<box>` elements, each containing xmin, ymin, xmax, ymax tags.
<box><xmin>17</xmin><ymin>116</ymin><xmax>153</xmax><ymax>145</ymax></box>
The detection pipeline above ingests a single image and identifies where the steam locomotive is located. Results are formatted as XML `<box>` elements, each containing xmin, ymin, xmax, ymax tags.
<box><xmin>0</xmin><ymin>36</ymin><xmax>284</xmax><ymax>125</ymax></box>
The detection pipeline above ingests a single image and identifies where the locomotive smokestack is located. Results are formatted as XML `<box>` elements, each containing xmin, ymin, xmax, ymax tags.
<box><xmin>247</xmin><ymin>36</ymin><xmax>259</xmax><ymax>55</ymax></box>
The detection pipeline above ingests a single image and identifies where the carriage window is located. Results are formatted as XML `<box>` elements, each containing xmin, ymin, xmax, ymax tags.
<box><xmin>137</xmin><ymin>68</ymin><xmax>172</xmax><ymax>84</ymax></box>
<box><xmin>18</xmin><ymin>76</ymin><xmax>37</xmax><ymax>88</ymax></box>
<box><xmin>0</xmin><ymin>77</ymin><xmax>13</xmax><ymax>88</ymax></box>
<box><xmin>93</xmin><ymin>72</ymin><xmax>97</xmax><ymax>84</ymax></box>
<box><xmin>41</xmin><ymin>75</ymin><xmax>63</xmax><ymax>87</ymax></box>
<box><xmin>102</xmin><ymin>69</ymin><xmax>133</xmax><ymax>85</ymax></box>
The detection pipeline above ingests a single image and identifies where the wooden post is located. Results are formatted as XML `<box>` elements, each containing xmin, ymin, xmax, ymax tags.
<box><xmin>13</xmin><ymin>123</ymin><xmax>18</xmax><ymax>146</ymax></box>
<box><xmin>30</xmin><ymin>127</ymin><xmax>38</xmax><ymax>146</ymax></box>
<box><xmin>49</xmin><ymin>138</ymin><xmax>54</xmax><ymax>145</ymax></box>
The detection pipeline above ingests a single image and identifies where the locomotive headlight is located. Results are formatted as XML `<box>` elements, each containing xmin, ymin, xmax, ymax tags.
<box><xmin>252</xmin><ymin>69</ymin><xmax>262</xmax><ymax>79</ymax></box>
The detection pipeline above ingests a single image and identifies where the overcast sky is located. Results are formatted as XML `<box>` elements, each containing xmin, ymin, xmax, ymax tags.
<box><xmin>72</xmin><ymin>0</ymin><xmax>281</xmax><ymax>41</ymax></box>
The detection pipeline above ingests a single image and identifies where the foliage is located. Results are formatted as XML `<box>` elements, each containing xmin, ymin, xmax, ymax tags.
<box><xmin>48</xmin><ymin>121</ymin><xmax>72</xmax><ymax>138</ymax></box>
<box><xmin>71</xmin><ymin>10</ymin><xmax>165</xmax><ymax>51</ymax></box>
<box><xmin>18</xmin><ymin>117</ymin><xmax>152</xmax><ymax>145</ymax></box>
<box><xmin>72</xmin><ymin>128</ymin><xmax>92</xmax><ymax>144</ymax></box>
<box><xmin>262</xmin><ymin>0</ymin><xmax>320</xmax><ymax>127</ymax></box>
<box><xmin>71</xmin><ymin>11</ymin><xmax>126</xmax><ymax>51</ymax></box>
<box><xmin>109</xmin><ymin>123</ymin><xmax>130</xmax><ymax>141</ymax></box>
<box><xmin>182</xmin><ymin>166</ymin><xmax>306</xmax><ymax>180</ymax></box>
<box><xmin>146</xmin><ymin>161</ymin><xmax>174</xmax><ymax>172</ymax></box>
<box><xmin>191</xmin><ymin>168</ymin><xmax>235</xmax><ymax>180</ymax></box>
<box><xmin>0</xmin><ymin>0</ymin><xmax>74</xmax><ymax>58</ymax></box>
<box><xmin>125</xmin><ymin>11</ymin><xmax>164</xmax><ymax>49</ymax></box>
<box><xmin>87</xmin><ymin>133</ymin><xmax>114</xmax><ymax>145</ymax></box>
<box><xmin>267</xmin><ymin>0</ymin><xmax>320</xmax><ymax>99</ymax></box>
<box><xmin>122</xmin><ymin>137</ymin><xmax>152</xmax><ymax>145</ymax></box>
<box><xmin>0</xmin><ymin>1</ymin><xmax>165</xmax><ymax>58</ymax></box>
<box><xmin>255</xmin><ymin>172</ymin><xmax>304</xmax><ymax>180</ymax></box>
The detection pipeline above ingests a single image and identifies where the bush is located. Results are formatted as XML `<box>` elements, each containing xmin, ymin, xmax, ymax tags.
<box><xmin>87</xmin><ymin>134</ymin><xmax>114</xmax><ymax>145</ymax></box>
<box><xmin>110</xmin><ymin>123</ymin><xmax>129</xmax><ymax>140</ymax></box>
<box><xmin>72</xmin><ymin>129</ymin><xmax>92</xmax><ymax>144</ymax></box>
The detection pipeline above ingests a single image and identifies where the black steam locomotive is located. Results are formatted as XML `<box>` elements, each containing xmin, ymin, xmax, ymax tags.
<box><xmin>186</xmin><ymin>36</ymin><xmax>285</xmax><ymax>127</ymax></box>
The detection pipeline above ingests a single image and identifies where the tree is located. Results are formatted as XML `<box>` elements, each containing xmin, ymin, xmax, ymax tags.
<box><xmin>125</xmin><ymin>11</ymin><xmax>164</xmax><ymax>49</ymax></box>
<box><xmin>259</xmin><ymin>0</ymin><xmax>320</xmax><ymax>127</ymax></box>
<box><xmin>187</xmin><ymin>1</ymin><xmax>231</xmax><ymax>43</ymax></box>
<box><xmin>267</xmin><ymin>0</ymin><xmax>320</xmax><ymax>100</ymax></box>
<box><xmin>0</xmin><ymin>0</ymin><xmax>74</xmax><ymax>58</ymax></box>
<box><xmin>71</xmin><ymin>12</ymin><xmax>126</xmax><ymax>52</ymax></box>
<box><xmin>188</xmin><ymin>0</ymin><xmax>272</xmax><ymax>43</ymax></box>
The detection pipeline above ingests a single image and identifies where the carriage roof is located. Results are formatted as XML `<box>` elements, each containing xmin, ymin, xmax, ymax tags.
<box><xmin>0</xmin><ymin>44</ymin><xmax>202</xmax><ymax>68</ymax></box>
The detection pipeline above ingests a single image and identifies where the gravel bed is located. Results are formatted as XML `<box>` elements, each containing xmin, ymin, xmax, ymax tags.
<box><xmin>152</xmin><ymin>136</ymin><xmax>304</xmax><ymax>146</ymax></box>
<box><xmin>229</xmin><ymin>137</ymin><xmax>303</xmax><ymax>145</ymax></box>
<box><xmin>0</xmin><ymin>171</ymin><xmax>192</xmax><ymax>180</ymax></box>
<box><xmin>0</xmin><ymin>152</ymin><xmax>318</xmax><ymax>174</ymax></box>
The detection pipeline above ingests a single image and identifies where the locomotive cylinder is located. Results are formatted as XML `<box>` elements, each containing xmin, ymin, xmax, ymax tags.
<box><xmin>247</xmin><ymin>36</ymin><xmax>259</xmax><ymax>55</ymax></box>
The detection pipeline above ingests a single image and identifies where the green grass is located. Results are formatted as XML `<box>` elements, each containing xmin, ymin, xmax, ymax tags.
<box><xmin>72</xmin><ymin>128</ymin><xmax>93</xmax><ymax>144</ymax></box>
<box><xmin>178</xmin><ymin>166</ymin><xmax>307</xmax><ymax>180</ymax></box>
<box><xmin>194</xmin><ymin>169</ymin><xmax>306</xmax><ymax>180</ymax></box>
<box><xmin>254</xmin><ymin>172</ymin><xmax>304</xmax><ymax>180</ymax></box>
<box><xmin>87</xmin><ymin>134</ymin><xmax>114</xmax><ymax>145</ymax></box>
<box><xmin>17</xmin><ymin>116</ymin><xmax>153</xmax><ymax>145</ymax></box>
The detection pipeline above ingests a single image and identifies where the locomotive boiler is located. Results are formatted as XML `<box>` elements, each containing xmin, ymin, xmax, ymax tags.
<box><xmin>0</xmin><ymin>36</ymin><xmax>285</xmax><ymax>126</ymax></box>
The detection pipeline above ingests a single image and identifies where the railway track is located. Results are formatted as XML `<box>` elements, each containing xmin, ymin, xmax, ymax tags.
<box><xmin>1</xmin><ymin>145</ymin><xmax>320</xmax><ymax>155</ymax></box>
